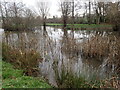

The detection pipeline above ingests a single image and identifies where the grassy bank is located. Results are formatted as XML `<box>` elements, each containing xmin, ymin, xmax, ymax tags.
<box><xmin>0</xmin><ymin>59</ymin><xmax>2</xmax><ymax>89</ymax></box>
<box><xmin>2</xmin><ymin>61</ymin><xmax>52</xmax><ymax>88</ymax></box>
<box><xmin>46</xmin><ymin>23</ymin><xmax>112</xmax><ymax>30</ymax></box>
<box><xmin>2</xmin><ymin>41</ymin><xmax>52</xmax><ymax>88</ymax></box>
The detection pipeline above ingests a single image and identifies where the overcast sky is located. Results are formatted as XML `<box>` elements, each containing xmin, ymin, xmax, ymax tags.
<box><xmin>21</xmin><ymin>0</ymin><xmax>86</xmax><ymax>17</ymax></box>
<box><xmin>22</xmin><ymin>0</ymin><xmax>61</xmax><ymax>18</ymax></box>
<box><xmin>1</xmin><ymin>0</ymin><xmax>61</xmax><ymax>17</ymax></box>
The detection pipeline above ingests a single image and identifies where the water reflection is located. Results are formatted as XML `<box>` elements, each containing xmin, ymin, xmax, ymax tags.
<box><xmin>2</xmin><ymin>27</ymin><xmax>120</xmax><ymax>86</ymax></box>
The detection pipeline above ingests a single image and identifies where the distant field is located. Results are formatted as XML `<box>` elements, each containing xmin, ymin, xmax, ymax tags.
<box><xmin>46</xmin><ymin>23</ymin><xmax>112</xmax><ymax>29</ymax></box>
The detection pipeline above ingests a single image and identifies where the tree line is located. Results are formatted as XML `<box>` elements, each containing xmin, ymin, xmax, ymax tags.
<box><xmin>0</xmin><ymin>0</ymin><xmax>120</xmax><ymax>31</ymax></box>
<box><xmin>58</xmin><ymin>0</ymin><xmax>120</xmax><ymax>30</ymax></box>
<box><xmin>0</xmin><ymin>1</ymin><xmax>36</xmax><ymax>30</ymax></box>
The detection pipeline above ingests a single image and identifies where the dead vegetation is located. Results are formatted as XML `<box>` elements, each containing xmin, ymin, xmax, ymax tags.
<box><xmin>81</xmin><ymin>32</ymin><xmax>120</xmax><ymax>73</ymax></box>
<box><xmin>2</xmin><ymin>43</ymin><xmax>43</xmax><ymax>76</ymax></box>
<box><xmin>2</xmin><ymin>31</ymin><xmax>43</xmax><ymax>77</ymax></box>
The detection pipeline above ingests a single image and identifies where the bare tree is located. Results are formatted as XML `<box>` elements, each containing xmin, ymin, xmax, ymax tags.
<box><xmin>0</xmin><ymin>1</ymin><xmax>25</xmax><ymax>30</ymax></box>
<box><xmin>36</xmin><ymin>0</ymin><xmax>50</xmax><ymax>27</ymax></box>
<box><xmin>105</xmin><ymin>2</ymin><xmax>120</xmax><ymax>23</ymax></box>
<box><xmin>93</xmin><ymin>1</ymin><xmax>103</xmax><ymax>24</ymax></box>
<box><xmin>88</xmin><ymin>0</ymin><xmax>91</xmax><ymax>24</ymax></box>
<box><xmin>23</xmin><ymin>8</ymin><xmax>36</xmax><ymax>30</ymax></box>
<box><xmin>0</xmin><ymin>1</ymin><xmax>36</xmax><ymax>31</ymax></box>
<box><xmin>0</xmin><ymin>1</ymin><xmax>9</xmax><ymax>29</ymax></box>
<box><xmin>71</xmin><ymin>0</ymin><xmax>81</xmax><ymax>24</ymax></box>
<box><xmin>9</xmin><ymin>2</ymin><xmax>25</xmax><ymax>30</ymax></box>
<box><xmin>109</xmin><ymin>2</ymin><xmax>120</xmax><ymax>31</ymax></box>
<box><xmin>0</xmin><ymin>1</ymin><xmax>4</xmax><ymax>28</ymax></box>
<box><xmin>59</xmin><ymin>0</ymin><xmax>72</xmax><ymax>27</ymax></box>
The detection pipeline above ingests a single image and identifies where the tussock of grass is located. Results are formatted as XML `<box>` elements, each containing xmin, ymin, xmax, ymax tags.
<box><xmin>2</xmin><ymin>61</ymin><xmax>52</xmax><ymax>88</ymax></box>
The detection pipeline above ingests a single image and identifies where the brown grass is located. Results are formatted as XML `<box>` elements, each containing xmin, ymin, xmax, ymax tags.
<box><xmin>61</xmin><ymin>36</ymin><xmax>79</xmax><ymax>58</ymax></box>
<box><xmin>101</xmin><ymin>76</ymin><xmax>120</xmax><ymax>88</ymax></box>
<box><xmin>81</xmin><ymin>33</ymin><xmax>120</xmax><ymax>73</ymax></box>
<box><xmin>81</xmin><ymin>35</ymin><xmax>110</xmax><ymax>57</ymax></box>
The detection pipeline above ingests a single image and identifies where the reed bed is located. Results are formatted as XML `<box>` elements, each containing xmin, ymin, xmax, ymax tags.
<box><xmin>81</xmin><ymin>32</ymin><xmax>120</xmax><ymax>73</ymax></box>
<box><xmin>2</xmin><ymin>31</ymin><xmax>42</xmax><ymax>76</ymax></box>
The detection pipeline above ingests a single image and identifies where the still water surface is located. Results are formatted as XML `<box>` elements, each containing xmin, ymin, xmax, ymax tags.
<box><xmin>2</xmin><ymin>27</ymin><xmax>119</xmax><ymax>86</ymax></box>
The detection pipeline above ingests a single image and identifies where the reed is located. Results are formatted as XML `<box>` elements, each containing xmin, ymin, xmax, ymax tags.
<box><xmin>2</xmin><ymin>43</ymin><xmax>42</xmax><ymax>76</ymax></box>
<box><xmin>81</xmin><ymin>32</ymin><xmax>120</xmax><ymax>73</ymax></box>
<box><xmin>52</xmin><ymin>61</ymin><xmax>109</xmax><ymax>88</ymax></box>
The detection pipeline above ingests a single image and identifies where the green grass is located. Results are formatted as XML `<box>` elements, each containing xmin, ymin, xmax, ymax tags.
<box><xmin>0</xmin><ymin>58</ymin><xmax>2</xmax><ymax>89</ymax></box>
<box><xmin>46</xmin><ymin>23</ymin><xmax>63</xmax><ymax>26</ymax></box>
<box><xmin>46</xmin><ymin>23</ymin><xmax>112</xmax><ymax>29</ymax></box>
<box><xmin>69</xmin><ymin>24</ymin><xmax>112</xmax><ymax>28</ymax></box>
<box><xmin>2</xmin><ymin>61</ymin><xmax>52</xmax><ymax>88</ymax></box>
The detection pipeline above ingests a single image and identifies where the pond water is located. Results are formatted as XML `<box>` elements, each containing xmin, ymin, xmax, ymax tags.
<box><xmin>1</xmin><ymin>27</ymin><xmax>120</xmax><ymax>87</ymax></box>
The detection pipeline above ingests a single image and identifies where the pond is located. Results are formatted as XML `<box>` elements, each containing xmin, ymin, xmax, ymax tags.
<box><xmin>1</xmin><ymin>27</ymin><xmax>120</xmax><ymax>87</ymax></box>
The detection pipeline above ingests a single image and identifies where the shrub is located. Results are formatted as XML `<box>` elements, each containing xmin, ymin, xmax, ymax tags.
<box><xmin>112</xmin><ymin>11</ymin><xmax>120</xmax><ymax>31</ymax></box>
<box><xmin>2</xmin><ymin>43</ymin><xmax>42</xmax><ymax>76</ymax></box>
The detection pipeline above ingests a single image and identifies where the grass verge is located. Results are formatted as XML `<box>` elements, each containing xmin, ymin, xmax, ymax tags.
<box><xmin>2</xmin><ymin>61</ymin><xmax>52</xmax><ymax>88</ymax></box>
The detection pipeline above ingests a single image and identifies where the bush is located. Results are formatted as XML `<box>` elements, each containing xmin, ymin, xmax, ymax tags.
<box><xmin>2</xmin><ymin>43</ymin><xmax>43</xmax><ymax>76</ymax></box>
<box><xmin>112</xmin><ymin>11</ymin><xmax>120</xmax><ymax>31</ymax></box>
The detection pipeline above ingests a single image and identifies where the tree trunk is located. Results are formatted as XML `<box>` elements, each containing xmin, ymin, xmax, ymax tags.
<box><xmin>63</xmin><ymin>16</ymin><xmax>67</xmax><ymax>27</ymax></box>
<box><xmin>88</xmin><ymin>1</ymin><xmax>91</xmax><ymax>24</ymax></box>
<box><xmin>43</xmin><ymin>16</ymin><xmax>46</xmax><ymax>29</ymax></box>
